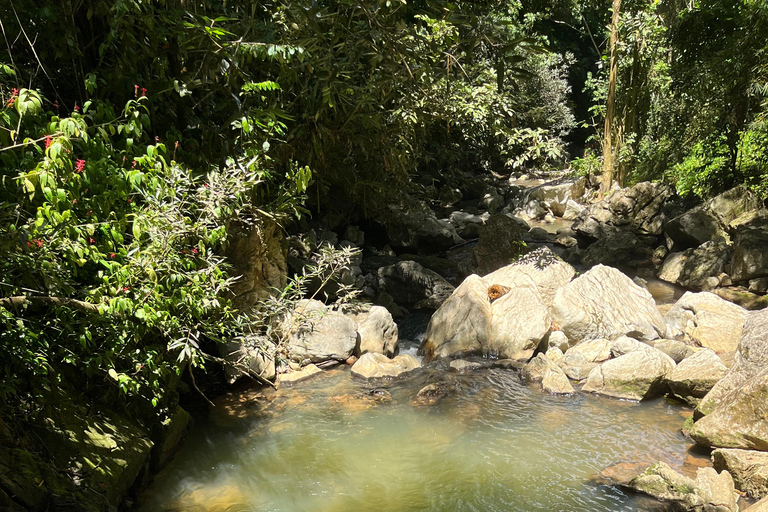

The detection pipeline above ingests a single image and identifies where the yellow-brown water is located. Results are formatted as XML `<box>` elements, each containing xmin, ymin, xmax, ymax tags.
<box><xmin>137</xmin><ymin>363</ymin><xmax>698</xmax><ymax>512</ymax></box>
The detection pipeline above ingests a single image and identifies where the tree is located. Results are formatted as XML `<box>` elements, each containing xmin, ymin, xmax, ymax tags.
<box><xmin>601</xmin><ymin>0</ymin><xmax>622</xmax><ymax>195</ymax></box>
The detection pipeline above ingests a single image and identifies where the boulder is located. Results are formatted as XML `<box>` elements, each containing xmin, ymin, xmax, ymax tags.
<box><xmin>421</xmin><ymin>275</ymin><xmax>492</xmax><ymax>362</ymax></box>
<box><xmin>625</xmin><ymin>462</ymin><xmax>738</xmax><ymax>512</ymax></box>
<box><xmin>665</xmin><ymin>206</ymin><xmax>723</xmax><ymax>250</ymax></box>
<box><xmin>562</xmin><ymin>199</ymin><xmax>585</xmax><ymax>221</ymax></box>
<box><xmin>697</xmin><ymin>308</ymin><xmax>768</xmax><ymax>417</ymax></box>
<box><xmin>277</xmin><ymin>364</ymin><xmax>323</xmax><ymax>385</ymax></box>
<box><xmin>350</xmin><ymin>353</ymin><xmax>421</xmax><ymax>379</ymax></box>
<box><xmin>573</xmin><ymin>182</ymin><xmax>681</xmax><ymax>240</ymax></box>
<box><xmin>487</xmin><ymin>282</ymin><xmax>551</xmax><ymax>361</ymax></box>
<box><xmin>712</xmin><ymin>448</ymin><xmax>768</xmax><ymax>499</ymax></box>
<box><xmin>448</xmin><ymin>211</ymin><xmax>488</xmax><ymax>239</ymax></box>
<box><xmin>353</xmin><ymin>305</ymin><xmax>399</xmax><ymax>357</ymax></box>
<box><xmin>729</xmin><ymin>209</ymin><xmax>768</xmax><ymax>283</ymax></box>
<box><xmin>552</xmin><ymin>265</ymin><xmax>666</xmax><ymax>343</ymax></box>
<box><xmin>377</xmin><ymin>260</ymin><xmax>455</xmax><ymax>310</ymax></box>
<box><xmin>580</xmin><ymin>231</ymin><xmax>656</xmax><ymax>267</ymax></box>
<box><xmin>582</xmin><ymin>346</ymin><xmax>675</xmax><ymax>400</ymax></box>
<box><xmin>521</xmin><ymin>353</ymin><xmax>574</xmax><ymax>394</ymax></box>
<box><xmin>385</xmin><ymin>196</ymin><xmax>463</xmax><ymax>252</ymax></box>
<box><xmin>690</xmin><ymin>368</ymin><xmax>768</xmax><ymax>450</ymax></box>
<box><xmin>546</xmin><ymin>330</ymin><xmax>570</xmax><ymax>352</ymax></box>
<box><xmin>528</xmin><ymin>226</ymin><xmax>549</xmax><ymax>241</ymax></box>
<box><xmin>658</xmin><ymin>251</ymin><xmax>687</xmax><ymax>284</ymax></box>
<box><xmin>610</xmin><ymin>336</ymin><xmax>643</xmax><ymax>357</ymax></box>
<box><xmin>565</xmin><ymin>338</ymin><xmax>612</xmax><ymax>364</ymax></box>
<box><xmin>545</xmin><ymin>347</ymin><xmax>564</xmax><ymax>362</ymax></box>
<box><xmin>473</xmin><ymin>214</ymin><xmax>526</xmax><ymax>275</ymax></box>
<box><xmin>709</xmin><ymin>186</ymin><xmax>762</xmax><ymax>225</ymax></box>
<box><xmin>677</xmin><ymin>240</ymin><xmax>732</xmax><ymax>289</ymax></box>
<box><xmin>664</xmin><ymin>292</ymin><xmax>748</xmax><ymax>353</ymax></box>
<box><xmin>561</xmin><ymin>362</ymin><xmax>598</xmax><ymax>382</ymax></box>
<box><xmin>748</xmin><ymin>496</ymin><xmax>768</xmax><ymax>511</ymax></box>
<box><xmin>653</xmin><ymin>339</ymin><xmax>697</xmax><ymax>363</ymax></box>
<box><xmin>525</xmin><ymin>177</ymin><xmax>587</xmax><ymax>217</ymax></box>
<box><xmin>666</xmin><ymin>349</ymin><xmax>728</xmax><ymax>405</ymax></box>
<box><xmin>285</xmin><ymin>300</ymin><xmax>358</xmax><ymax>363</ymax></box>
<box><xmin>483</xmin><ymin>246</ymin><xmax>575</xmax><ymax>306</ymax></box>
<box><xmin>218</xmin><ymin>336</ymin><xmax>276</xmax><ymax>384</ymax></box>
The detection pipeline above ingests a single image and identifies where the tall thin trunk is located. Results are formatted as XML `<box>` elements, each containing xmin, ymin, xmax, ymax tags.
<box><xmin>601</xmin><ymin>0</ymin><xmax>621</xmax><ymax>196</ymax></box>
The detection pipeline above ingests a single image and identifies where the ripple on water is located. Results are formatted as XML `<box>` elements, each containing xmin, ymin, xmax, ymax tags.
<box><xmin>136</xmin><ymin>367</ymin><xmax>692</xmax><ymax>512</ymax></box>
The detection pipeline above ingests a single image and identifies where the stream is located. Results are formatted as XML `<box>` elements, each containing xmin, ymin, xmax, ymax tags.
<box><xmin>137</xmin><ymin>279</ymin><xmax>700</xmax><ymax>512</ymax></box>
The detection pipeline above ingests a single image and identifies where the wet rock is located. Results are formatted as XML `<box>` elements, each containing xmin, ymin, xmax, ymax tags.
<box><xmin>350</xmin><ymin>353</ymin><xmax>420</xmax><ymax>379</ymax></box>
<box><xmin>712</xmin><ymin>448</ymin><xmax>768</xmax><ymax>499</ymax></box>
<box><xmin>277</xmin><ymin>364</ymin><xmax>323</xmax><ymax>385</ymax></box>
<box><xmin>473</xmin><ymin>214</ymin><xmax>527</xmax><ymax>275</ymax></box>
<box><xmin>552</xmin><ymin>265</ymin><xmax>666</xmax><ymax>343</ymax></box>
<box><xmin>665</xmin><ymin>292</ymin><xmax>748</xmax><ymax>354</ymax></box>
<box><xmin>483</xmin><ymin>246</ymin><xmax>575</xmax><ymax>306</ymax></box>
<box><xmin>561</xmin><ymin>362</ymin><xmax>597</xmax><ymax>382</ymax></box>
<box><xmin>521</xmin><ymin>353</ymin><xmax>574</xmax><ymax>394</ymax></box>
<box><xmin>378</xmin><ymin>260</ymin><xmax>455</xmax><ymax>310</ymax></box>
<box><xmin>327</xmin><ymin>389</ymin><xmax>393</xmax><ymax>411</ymax></box>
<box><xmin>449</xmin><ymin>360</ymin><xmax>483</xmax><ymax>372</ymax></box>
<box><xmin>625</xmin><ymin>462</ymin><xmax>738</xmax><ymax>512</ymax></box>
<box><xmin>653</xmin><ymin>339</ymin><xmax>697</xmax><ymax>363</ymax></box>
<box><xmin>352</xmin><ymin>305</ymin><xmax>399</xmax><ymax>358</ymax></box>
<box><xmin>573</xmin><ymin>182</ymin><xmax>682</xmax><ymax>240</ymax></box>
<box><xmin>413</xmin><ymin>383</ymin><xmax>452</xmax><ymax>405</ymax></box>
<box><xmin>729</xmin><ymin>210</ymin><xmax>768</xmax><ymax>283</ymax></box>
<box><xmin>421</xmin><ymin>275</ymin><xmax>492</xmax><ymax>362</ymax></box>
<box><xmin>749</xmin><ymin>277</ymin><xmax>768</xmax><ymax>294</ymax></box>
<box><xmin>666</xmin><ymin>349</ymin><xmax>728</xmax><ymax>406</ymax></box>
<box><xmin>285</xmin><ymin>300</ymin><xmax>358</xmax><ymax>363</ymax></box>
<box><xmin>218</xmin><ymin>335</ymin><xmax>276</xmax><ymax>384</ymax></box>
<box><xmin>582</xmin><ymin>346</ymin><xmax>675</xmax><ymax>401</ymax></box>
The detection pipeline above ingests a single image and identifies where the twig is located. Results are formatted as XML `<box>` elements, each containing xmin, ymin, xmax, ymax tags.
<box><xmin>0</xmin><ymin>295</ymin><xmax>99</xmax><ymax>313</ymax></box>
<box><xmin>187</xmin><ymin>361</ymin><xmax>215</xmax><ymax>407</ymax></box>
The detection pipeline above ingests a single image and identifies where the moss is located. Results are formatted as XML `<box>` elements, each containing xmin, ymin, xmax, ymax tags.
<box><xmin>682</xmin><ymin>416</ymin><xmax>695</xmax><ymax>436</ymax></box>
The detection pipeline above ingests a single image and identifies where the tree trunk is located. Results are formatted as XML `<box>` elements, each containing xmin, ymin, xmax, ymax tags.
<box><xmin>601</xmin><ymin>0</ymin><xmax>622</xmax><ymax>196</ymax></box>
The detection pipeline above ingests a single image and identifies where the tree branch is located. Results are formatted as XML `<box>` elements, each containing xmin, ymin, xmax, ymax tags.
<box><xmin>0</xmin><ymin>296</ymin><xmax>99</xmax><ymax>313</ymax></box>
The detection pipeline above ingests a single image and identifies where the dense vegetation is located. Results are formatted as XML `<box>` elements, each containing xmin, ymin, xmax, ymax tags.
<box><xmin>1</xmin><ymin>0</ymin><xmax>768</xmax><ymax>505</ymax></box>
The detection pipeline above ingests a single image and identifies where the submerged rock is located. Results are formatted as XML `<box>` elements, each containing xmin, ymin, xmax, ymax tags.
<box><xmin>712</xmin><ymin>448</ymin><xmax>768</xmax><ymax>499</ymax></box>
<box><xmin>665</xmin><ymin>292</ymin><xmax>748</xmax><ymax>354</ymax></box>
<box><xmin>350</xmin><ymin>352</ymin><xmax>421</xmax><ymax>379</ymax></box>
<box><xmin>582</xmin><ymin>346</ymin><xmax>675</xmax><ymax>401</ymax></box>
<box><xmin>552</xmin><ymin>265</ymin><xmax>666</xmax><ymax>343</ymax></box>
<box><xmin>277</xmin><ymin>364</ymin><xmax>323</xmax><ymax>385</ymax></box>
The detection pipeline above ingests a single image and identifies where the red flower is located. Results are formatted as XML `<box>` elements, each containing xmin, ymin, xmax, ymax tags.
<box><xmin>123</xmin><ymin>286</ymin><xmax>130</xmax><ymax>292</ymax></box>
<box><xmin>54</xmin><ymin>100</ymin><xmax>59</xmax><ymax>109</ymax></box>
<box><xmin>141</xmin><ymin>88</ymin><xmax>147</xmax><ymax>97</ymax></box>
<box><xmin>89</xmin><ymin>238</ymin><xmax>95</xmax><ymax>244</ymax></box>
<box><xmin>126</xmin><ymin>198</ymin><xmax>132</xmax><ymax>203</ymax></box>
<box><xmin>44</xmin><ymin>136</ymin><xmax>53</xmax><ymax>149</ymax></box>
<box><xmin>174</xmin><ymin>141</ymin><xmax>180</xmax><ymax>149</ymax></box>
<box><xmin>75</xmin><ymin>159</ymin><xmax>86</xmax><ymax>173</ymax></box>
<box><xmin>26</xmin><ymin>241</ymin><xmax>32</xmax><ymax>248</ymax></box>
<box><xmin>204</xmin><ymin>183</ymin><xmax>209</xmax><ymax>188</ymax></box>
<box><xmin>35</xmin><ymin>239</ymin><xmax>43</xmax><ymax>248</ymax></box>
<box><xmin>192</xmin><ymin>247</ymin><xmax>198</xmax><ymax>254</ymax></box>
<box><xmin>74</xmin><ymin>103</ymin><xmax>80</xmax><ymax>112</ymax></box>
<box><xmin>134</xmin><ymin>84</ymin><xmax>139</xmax><ymax>97</ymax></box>
<box><xmin>110</xmin><ymin>253</ymin><xmax>115</xmax><ymax>259</ymax></box>
<box><xmin>72</xmin><ymin>199</ymin><xmax>77</xmax><ymax>204</ymax></box>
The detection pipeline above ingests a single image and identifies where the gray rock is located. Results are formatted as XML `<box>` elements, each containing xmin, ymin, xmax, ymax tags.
<box><xmin>529</xmin><ymin>226</ymin><xmax>550</xmax><ymax>241</ymax></box>
<box><xmin>749</xmin><ymin>277</ymin><xmax>768</xmax><ymax>294</ymax></box>
<box><xmin>378</xmin><ymin>260</ymin><xmax>455</xmax><ymax>310</ymax></box>
<box><xmin>554</xmin><ymin>234</ymin><xmax>578</xmax><ymax>247</ymax></box>
<box><xmin>552</xmin><ymin>265</ymin><xmax>666</xmax><ymax>343</ymax></box>
<box><xmin>421</xmin><ymin>275</ymin><xmax>491</xmax><ymax>362</ymax></box>
<box><xmin>545</xmin><ymin>347</ymin><xmax>564</xmax><ymax>362</ymax></box>
<box><xmin>561</xmin><ymin>362</ymin><xmax>598</xmax><ymax>382</ymax></box>
<box><xmin>285</xmin><ymin>300</ymin><xmax>358</xmax><ymax>363</ymax></box>
<box><xmin>697</xmin><ymin>308</ymin><xmax>768</xmax><ymax>418</ymax></box>
<box><xmin>610</xmin><ymin>336</ymin><xmax>642</xmax><ymax>357</ymax></box>
<box><xmin>438</xmin><ymin>186</ymin><xmax>463</xmax><ymax>206</ymax></box>
<box><xmin>665</xmin><ymin>206</ymin><xmax>723</xmax><ymax>250</ymax></box>
<box><xmin>343</xmin><ymin>225</ymin><xmax>365</xmax><ymax>246</ymax></box>
<box><xmin>583</xmin><ymin>346</ymin><xmax>676</xmax><ymax>400</ymax></box>
<box><xmin>676</xmin><ymin>240</ymin><xmax>732</xmax><ymax>289</ymax></box>
<box><xmin>729</xmin><ymin>209</ymin><xmax>768</xmax><ymax>283</ymax></box>
<box><xmin>353</xmin><ymin>305</ymin><xmax>399</xmax><ymax>357</ymax></box>
<box><xmin>521</xmin><ymin>353</ymin><xmax>574</xmax><ymax>394</ymax></box>
<box><xmin>218</xmin><ymin>335</ymin><xmax>276</xmax><ymax>385</ymax></box>
<box><xmin>547</xmin><ymin>330</ymin><xmax>570</xmax><ymax>352</ymax></box>
<box><xmin>665</xmin><ymin>291</ymin><xmax>748</xmax><ymax>353</ymax></box>
<box><xmin>666</xmin><ymin>348</ymin><xmax>728</xmax><ymax>405</ymax></box>
<box><xmin>350</xmin><ymin>352</ymin><xmax>421</xmax><ymax>379</ymax></box>
<box><xmin>386</xmin><ymin>195</ymin><xmax>463</xmax><ymax>251</ymax></box>
<box><xmin>712</xmin><ymin>448</ymin><xmax>768</xmax><ymax>499</ymax></box>
<box><xmin>581</xmin><ymin>231</ymin><xmax>656</xmax><ymax>267</ymax></box>
<box><xmin>565</xmin><ymin>338</ymin><xmax>612</xmax><ymax>363</ymax></box>
<box><xmin>473</xmin><ymin>214</ymin><xmax>527</xmax><ymax>275</ymax></box>
<box><xmin>562</xmin><ymin>199</ymin><xmax>585</xmax><ymax>220</ymax></box>
<box><xmin>448</xmin><ymin>211</ymin><xmax>488</xmax><ymax>239</ymax></box>
<box><xmin>623</xmin><ymin>461</ymin><xmax>738</xmax><ymax>512</ymax></box>
<box><xmin>525</xmin><ymin>178</ymin><xmax>587</xmax><ymax>217</ymax></box>
<box><xmin>653</xmin><ymin>339</ymin><xmax>696</xmax><ymax>363</ymax></box>
<box><xmin>449</xmin><ymin>360</ymin><xmax>484</xmax><ymax>372</ymax></box>
<box><xmin>487</xmin><ymin>284</ymin><xmax>551</xmax><ymax>361</ymax></box>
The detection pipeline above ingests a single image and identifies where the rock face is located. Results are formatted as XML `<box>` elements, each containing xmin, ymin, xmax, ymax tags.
<box><xmin>483</xmin><ymin>247</ymin><xmax>576</xmax><ymax>306</ymax></box>
<box><xmin>521</xmin><ymin>353</ymin><xmax>574</xmax><ymax>394</ymax></box>
<box><xmin>285</xmin><ymin>300</ymin><xmax>358</xmax><ymax>363</ymax></box>
<box><xmin>573</xmin><ymin>182</ymin><xmax>681</xmax><ymax>240</ymax></box>
<box><xmin>665</xmin><ymin>206</ymin><xmax>724</xmax><ymax>250</ymax></box>
<box><xmin>386</xmin><ymin>196</ymin><xmax>463</xmax><ymax>252</ymax></box>
<box><xmin>421</xmin><ymin>275</ymin><xmax>492</xmax><ymax>361</ymax></box>
<box><xmin>351</xmin><ymin>352</ymin><xmax>420</xmax><ymax>379</ymax></box>
<box><xmin>676</xmin><ymin>240</ymin><xmax>732</xmax><ymax>289</ymax></box>
<box><xmin>664</xmin><ymin>292</ymin><xmax>748</xmax><ymax>353</ymax></box>
<box><xmin>226</xmin><ymin>217</ymin><xmax>287</xmax><ymax>310</ymax></box>
<box><xmin>582</xmin><ymin>346</ymin><xmax>675</xmax><ymax>400</ymax></box>
<box><xmin>712</xmin><ymin>448</ymin><xmax>768</xmax><ymax>499</ymax></box>
<box><xmin>552</xmin><ymin>265</ymin><xmax>666</xmax><ymax>343</ymax></box>
<box><xmin>666</xmin><ymin>349</ymin><xmax>728</xmax><ymax>405</ymax></box>
<box><xmin>377</xmin><ymin>260</ymin><xmax>455</xmax><ymax>310</ymax></box>
<box><xmin>697</xmin><ymin>308</ymin><xmax>768</xmax><ymax>418</ymax></box>
<box><xmin>473</xmin><ymin>214</ymin><xmax>526</xmax><ymax>275</ymax></box>
<box><xmin>354</xmin><ymin>305</ymin><xmax>399</xmax><ymax>357</ymax></box>
<box><xmin>625</xmin><ymin>462</ymin><xmax>738</xmax><ymax>512</ymax></box>
<box><xmin>729</xmin><ymin>209</ymin><xmax>768</xmax><ymax>283</ymax></box>
<box><xmin>218</xmin><ymin>336</ymin><xmax>276</xmax><ymax>384</ymax></box>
